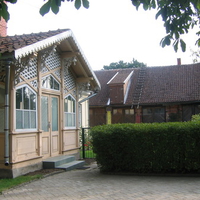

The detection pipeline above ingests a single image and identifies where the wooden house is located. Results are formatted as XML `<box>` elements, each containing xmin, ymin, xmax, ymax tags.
<box><xmin>0</xmin><ymin>29</ymin><xmax>100</xmax><ymax>178</ymax></box>
<box><xmin>89</xmin><ymin>63</ymin><xmax>200</xmax><ymax>126</ymax></box>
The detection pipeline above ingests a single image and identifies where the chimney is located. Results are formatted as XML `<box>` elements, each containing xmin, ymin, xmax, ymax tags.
<box><xmin>0</xmin><ymin>18</ymin><xmax>7</xmax><ymax>37</ymax></box>
<box><xmin>177</xmin><ymin>58</ymin><xmax>181</xmax><ymax>65</ymax></box>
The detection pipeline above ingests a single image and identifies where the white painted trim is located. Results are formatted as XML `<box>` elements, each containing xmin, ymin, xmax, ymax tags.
<box><xmin>107</xmin><ymin>72</ymin><xmax>119</xmax><ymax>84</ymax></box>
<box><xmin>123</xmin><ymin>70</ymin><xmax>134</xmax><ymax>83</ymax></box>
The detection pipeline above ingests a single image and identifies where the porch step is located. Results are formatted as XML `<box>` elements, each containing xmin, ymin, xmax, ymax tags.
<box><xmin>56</xmin><ymin>160</ymin><xmax>85</xmax><ymax>171</ymax></box>
<box><xmin>43</xmin><ymin>155</ymin><xmax>85</xmax><ymax>171</ymax></box>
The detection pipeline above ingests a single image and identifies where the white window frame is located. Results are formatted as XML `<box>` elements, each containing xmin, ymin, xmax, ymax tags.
<box><xmin>42</xmin><ymin>74</ymin><xmax>60</xmax><ymax>91</ymax></box>
<box><xmin>64</xmin><ymin>95</ymin><xmax>76</xmax><ymax>129</ymax></box>
<box><xmin>15</xmin><ymin>84</ymin><xmax>37</xmax><ymax>131</ymax></box>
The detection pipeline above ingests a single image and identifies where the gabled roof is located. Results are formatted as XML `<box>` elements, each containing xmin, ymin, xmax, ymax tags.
<box><xmin>0</xmin><ymin>29</ymin><xmax>100</xmax><ymax>91</ymax></box>
<box><xmin>90</xmin><ymin>63</ymin><xmax>200</xmax><ymax>107</ymax></box>
<box><xmin>0</xmin><ymin>29</ymin><xmax>69</xmax><ymax>55</ymax></box>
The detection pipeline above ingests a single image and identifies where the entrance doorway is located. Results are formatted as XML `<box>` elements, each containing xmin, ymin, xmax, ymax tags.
<box><xmin>41</xmin><ymin>94</ymin><xmax>60</xmax><ymax>158</ymax></box>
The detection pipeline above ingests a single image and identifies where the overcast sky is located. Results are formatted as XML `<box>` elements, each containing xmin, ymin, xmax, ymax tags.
<box><xmin>7</xmin><ymin>0</ymin><xmax>199</xmax><ymax>70</ymax></box>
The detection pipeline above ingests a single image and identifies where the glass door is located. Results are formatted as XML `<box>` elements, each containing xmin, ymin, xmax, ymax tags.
<box><xmin>41</xmin><ymin>95</ymin><xmax>60</xmax><ymax>157</ymax></box>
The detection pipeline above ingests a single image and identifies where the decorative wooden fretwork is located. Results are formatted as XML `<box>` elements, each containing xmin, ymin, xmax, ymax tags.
<box><xmin>20</xmin><ymin>57</ymin><xmax>37</xmax><ymax>80</ymax></box>
<box><xmin>63</xmin><ymin>57</ymin><xmax>77</xmax><ymax>75</ymax></box>
<box><xmin>39</xmin><ymin>45</ymin><xmax>58</xmax><ymax>71</ymax></box>
<box><xmin>45</xmin><ymin>51</ymin><xmax>61</xmax><ymax>71</ymax></box>
<box><xmin>15</xmin><ymin>54</ymin><xmax>37</xmax><ymax>84</ymax></box>
<box><xmin>64</xmin><ymin>68</ymin><xmax>76</xmax><ymax>91</ymax></box>
<box><xmin>78</xmin><ymin>82</ymin><xmax>90</xmax><ymax>95</ymax></box>
<box><xmin>30</xmin><ymin>79</ymin><xmax>37</xmax><ymax>88</ymax></box>
<box><xmin>54</xmin><ymin>69</ymin><xmax>61</xmax><ymax>80</ymax></box>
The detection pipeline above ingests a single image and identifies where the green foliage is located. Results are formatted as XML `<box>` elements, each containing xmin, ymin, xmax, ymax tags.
<box><xmin>131</xmin><ymin>0</ymin><xmax>200</xmax><ymax>52</ymax></box>
<box><xmin>191</xmin><ymin>49</ymin><xmax>200</xmax><ymax>63</ymax></box>
<box><xmin>1</xmin><ymin>0</ymin><xmax>89</xmax><ymax>21</ymax></box>
<box><xmin>0</xmin><ymin>174</ymin><xmax>42</xmax><ymax>193</ymax></box>
<box><xmin>1</xmin><ymin>0</ymin><xmax>199</xmax><ymax>52</ymax></box>
<box><xmin>91</xmin><ymin>122</ymin><xmax>200</xmax><ymax>173</ymax></box>
<box><xmin>39</xmin><ymin>0</ymin><xmax>89</xmax><ymax>16</ymax></box>
<box><xmin>191</xmin><ymin>113</ymin><xmax>200</xmax><ymax>121</ymax></box>
<box><xmin>103</xmin><ymin>58</ymin><xmax>146</xmax><ymax>70</ymax></box>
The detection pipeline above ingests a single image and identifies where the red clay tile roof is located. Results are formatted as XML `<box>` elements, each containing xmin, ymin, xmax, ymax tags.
<box><xmin>0</xmin><ymin>29</ymin><xmax>69</xmax><ymax>54</ymax></box>
<box><xmin>90</xmin><ymin>70</ymin><xmax>118</xmax><ymax>106</ymax></box>
<box><xmin>139</xmin><ymin>64</ymin><xmax>200</xmax><ymax>105</ymax></box>
<box><xmin>108</xmin><ymin>69</ymin><xmax>134</xmax><ymax>84</ymax></box>
<box><xmin>90</xmin><ymin>63</ymin><xmax>200</xmax><ymax>107</ymax></box>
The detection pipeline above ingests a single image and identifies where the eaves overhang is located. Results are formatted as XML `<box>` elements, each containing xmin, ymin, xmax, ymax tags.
<box><xmin>14</xmin><ymin>29</ymin><xmax>101</xmax><ymax>90</ymax></box>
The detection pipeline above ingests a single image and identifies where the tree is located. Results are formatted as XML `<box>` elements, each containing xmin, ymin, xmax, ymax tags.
<box><xmin>103</xmin><ymin>58</ymin><xmax>146</xmax><ymax>70</ymax></box>
<box><xmin>191</xmin><ymin>49</ymin><xmax>200</xmax><ymax>63</ymax></box>
<box><xmin>131</xmin><ymin>0</ymin><xmax>200</xmax><ymax>52</ymax></box>
<box><xmin>0</xmin><ymin>0</ymin><xmax>89</xmax><ymax>22</ymax></box>
<box><xmin>0</xmin><ymin>0</ymin><xmax>199</xmax><ymax>52</ymax></box>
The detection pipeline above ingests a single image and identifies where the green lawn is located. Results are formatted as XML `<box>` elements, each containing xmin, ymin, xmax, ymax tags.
<box><xmin>0</xmin><ymin>174</ymin><xmax>42</xmax><ymax>194</ymax></box>
<box><xmin>80</xmin><ymin>150</ymin><xmax>96</xmax><ymax>159</ymax></box>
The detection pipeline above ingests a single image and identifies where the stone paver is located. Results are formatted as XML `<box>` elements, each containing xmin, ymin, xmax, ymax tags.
<box><xmin>1</xmin><ymin>163</ymin><xmax>200</xmax><ymax>200</ymax></box>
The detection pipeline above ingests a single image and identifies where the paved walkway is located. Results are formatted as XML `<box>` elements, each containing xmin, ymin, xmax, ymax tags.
<box><xmin>1</xmin><ymin>163</ymin><xmax>200</xmax><ymax>200</ymax></box>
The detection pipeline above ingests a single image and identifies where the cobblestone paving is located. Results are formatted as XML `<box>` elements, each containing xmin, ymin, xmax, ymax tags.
<box><xmin>1</xmin><ymin>164</ymin><xmax>200</xmax><ymax>200</ymax></box>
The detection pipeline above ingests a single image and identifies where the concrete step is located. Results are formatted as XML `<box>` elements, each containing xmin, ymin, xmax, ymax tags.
<box><xmin>56</xmin><ymin>160</ymin><xmax>85</xmax><ymax>171</ymax></box>
<box><xmin>43</xmin><ymin>155</ymin><xmax>76</xmax><ymax>169</ymax></box>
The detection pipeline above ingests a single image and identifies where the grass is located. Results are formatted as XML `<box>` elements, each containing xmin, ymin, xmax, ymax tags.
<box><xmin>80</xmin><ymin>149</ymin><xmax>96</xmax><ymax>159</ymax></box>
<box><xmin>0</xmin><ymin>174</ymin><xmax>42</xmax><ymax>194</ymax></box>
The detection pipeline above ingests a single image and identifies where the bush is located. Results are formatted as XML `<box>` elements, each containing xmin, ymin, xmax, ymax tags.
<box><xmin>91</xmin><ymin>122</ymin><xmax>200</xmax><ymax>173</ymax></box>
<box><xmin>191</xmin><ymin>113</ymin><xmax>200</xmax><ymax>122</ymax></box>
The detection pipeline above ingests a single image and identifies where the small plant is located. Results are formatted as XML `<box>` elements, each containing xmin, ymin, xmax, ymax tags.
<box><xmin>191</xmin><ymin>113</ymin><xmax>200</xmax><ymax>122</ymax></box>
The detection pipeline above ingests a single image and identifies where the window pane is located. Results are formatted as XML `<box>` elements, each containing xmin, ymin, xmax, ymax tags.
<box><xmin>24</xmin><ymin>111</ymin><xmax>30</xmax><ymax>128</ymax></box>
<box><xmin>54</xmin><ymin>80</ymin><xmax>59</xmax><ymax>90</ymax></box>
<box><xmin>65</xmin><ymin>113</ymin><xmax>68</xmax><ymax>127</ymax></box>
<box><xmin>16</xmin><ymin>110</ymin><xmax>23</xmax><ymax>129</ymax></box>
<box><xmin>50</xmin><ymin>76</ymin><xmax>54</xmax><ymax>89</ymax></box>
<box><xmin>67</xmin><ymin>113</ymin><xmax>72</xmax><ymax>126</ymax></box>
<box><xmin>68</xmin><ymin>99</ymin><xmax>72</xmax><ymax>113</ymax></box>
<box><xmin>125</xmin><ymin>109</ymin><xmax>129</xmax><ymax>115</ymax></box>
<box><xmin>41</xmin><ymin>96</ymin><xmax>49</xmax><ymax>132</ymax></box>
<box><xmin>30</xmin><ymin>111</ymin><xmax>36</xmax><ymax>128</ymax></box>
<box><xmin>64</xmin><ymin>98</ymin><xmax>68</xmax><ymax>112</ymax></box>
<box><xmin>130</xmin><ymin>109</ymin><xmax>134</xmax><ymax>115</ymax></box>
<box><xmin>52</xmin><ymin>97</ymin><xmax>58</xmax><ymax>131</ymax></box>
<box><xmin>30</xmin><ymin>91</ymin><xmax>36</xmax><ymax>110</ymax></box>
<box><xmin>16</xmin><ymin>88</ymin><xmax>22</xmax><ymax>109</ymax></box>
<box><xmin>72</xmin><ymin>99</ymin><xmax>75</xmax><ymax>112</ymax></box>
<box><xmin>42</xmin><ymin>75</ymin><xmax>60</xmax><ymax>91</ymax></box>
<box><xmin>23</xmin><ymin>87</ymin><xmax>30</xmax><ymax>109</ymax></box>
<box><xmin>16</xmin><ymin>86</ymin><xmax>37</xmax><ymax>130</ymax></box>
<box><xmin>72</xmin><ymin>113</ymin><xmax>75</xmax><ymax>126</ymax></box>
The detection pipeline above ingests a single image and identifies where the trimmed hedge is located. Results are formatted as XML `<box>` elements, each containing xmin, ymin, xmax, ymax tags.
<box><xmin>91</xmin><ymin>122</ymin><xmax>200</xmax><ymax>173</ymax></box>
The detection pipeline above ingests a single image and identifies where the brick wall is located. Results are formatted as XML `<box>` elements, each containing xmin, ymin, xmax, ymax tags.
<box><xmin>0</xmin><ymin>19</ymin><xmax>7</xmax><ymax>37</ymax></box>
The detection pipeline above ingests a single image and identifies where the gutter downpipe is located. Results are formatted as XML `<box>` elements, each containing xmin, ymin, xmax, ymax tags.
<box><xmin>4</xmin><ymin>63</ymin><xmax>10</xmax><ymax>166</ymax></box>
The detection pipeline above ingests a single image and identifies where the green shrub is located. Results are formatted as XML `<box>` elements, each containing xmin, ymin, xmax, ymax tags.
<box><xmin>191</xmin><ymin>113</ymin><xmax>200</xmax><ymax>122</ymax></box>
<box><xmin>91</xmin><ymin>122</ymin><xmax>200</xmax><ymax>173</ymax></box>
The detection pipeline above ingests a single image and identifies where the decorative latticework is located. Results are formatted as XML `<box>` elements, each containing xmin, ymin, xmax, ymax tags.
<box><xmin>73</xmin><ymin>90</ymin><xmax>76</xmax><ymax>97</ymax></box>
<box><xmin>64</xmin><ymin>69</ymin><xmax>76</xmax><ymax>90</ymax></box>
<box><xmin>54</xmin><ymin>69</ymin><xmax>61</xmax><ymax>80</ymax></box>
<box><xmin>42</xmin><ymin>66</ymin><xmax>49</xmax><ymax>74</ymax></box>
<box><xmin>30</xmin><ymin>79</ymin><xmax>37</xmax><ymax>88</ymax></box>
<box><xmin>21</xmin><ymin>57</ymin><xmax>37</xmax><ymax>80</ymax></box>
<box><xmin>45</xmin><ymin>52</ymin><xmax>61</xmax><ymax>71</ymax></box>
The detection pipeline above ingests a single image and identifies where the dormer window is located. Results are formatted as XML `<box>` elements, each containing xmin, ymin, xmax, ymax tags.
<box><xmin>42</xmin><ymin>75</ymin><xmax>60</xmax><ymax>90</ymax></box>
